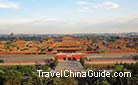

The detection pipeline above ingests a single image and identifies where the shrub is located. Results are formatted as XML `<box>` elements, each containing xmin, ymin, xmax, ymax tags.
<box><xmin>98</xmin><ymin>49</ymin><xmax>107</xmax><ymax>53</ymax></box>
<box><xmin>0</xmin><ymin>59</ymin><xmax>4</xmax><ymax>63</ymax></box>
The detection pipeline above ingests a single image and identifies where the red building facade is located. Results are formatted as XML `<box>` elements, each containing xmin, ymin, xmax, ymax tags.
<box><xmin>55</xmin><ymin>35</ymin><xmax>85</xmax><ymax>60</ymax></box>
<box><xmin>56</xmin><ymin>53</ymin><xmax>85</xmax><ymax>61</ymax></box>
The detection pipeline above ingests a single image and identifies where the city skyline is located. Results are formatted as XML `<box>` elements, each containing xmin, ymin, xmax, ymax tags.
<box><xmin>0</xmin><ymin>0</ymin><xmax>138</xmax><ymax>34</ymax></box>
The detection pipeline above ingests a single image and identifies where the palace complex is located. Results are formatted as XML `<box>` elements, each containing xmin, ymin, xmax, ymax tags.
<box><xmin>0</xmin><ymin>35</ymin><xmax>138</xmax><ymax>64</ymax></box>
<box><xmin>0</xmin><ymin>35</ymin><xmax>137</xmax><ymax>56</ymax></box>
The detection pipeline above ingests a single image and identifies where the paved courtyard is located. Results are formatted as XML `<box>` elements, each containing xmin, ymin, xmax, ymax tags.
<box><xmin>55</xmin><ymin>61</ymin><xmax>84</xmax><ymax>71</ymax></box>
<box><xmin>0</xmin><ymin>54</ymin><xmax>54</xmax><ymax>65</ymax></box>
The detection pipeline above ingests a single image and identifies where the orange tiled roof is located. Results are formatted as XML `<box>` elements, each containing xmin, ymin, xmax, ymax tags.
<box><xmin>62</xmin><ymin>35</ymin><xmax>74</xmax><ymax>40</ymax></box>
<box><xmin>15</xmin><ymin>40</ymin><xmax>26</xmax><ymax>46</ymax></box>
<box><xmin>57</xmin><ymin>41</ymin><xmax>80</xmax><ymax>47</ymax></box>
<box><xmin>57</xmin><ymin>48</ymin><xmax>81</xmax><ymax>50</ymax></box>
<box><xmin>0</xmin><ymin>44</ymin><xmax>5</xmax><ymax>48</ymax></box>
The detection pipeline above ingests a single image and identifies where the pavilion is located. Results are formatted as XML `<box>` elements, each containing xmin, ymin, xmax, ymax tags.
<box><xmin>55</xmin><ymin>35</ymin><xmax>85</xmax><ymax>60</ymax></box>
<box><xmin>56</xmin><ymin>35</ymin><xmax>81</xmax><ymax>53</ymax></box>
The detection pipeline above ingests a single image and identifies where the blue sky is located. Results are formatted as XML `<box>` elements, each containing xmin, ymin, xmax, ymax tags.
<box><xmin>0</xmin><ymin>0</ymin><xmax>138</xmax><ymax>34</ymax></box>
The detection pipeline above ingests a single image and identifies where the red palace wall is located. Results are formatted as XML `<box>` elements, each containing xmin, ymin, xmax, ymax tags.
<box><xmin>56</xmin><ymin>54</ymin><xmax>85</xmax><ymax>60</ymax></box>
<box><xmin>56</xmin><ymin>55</ymin><xmax>67</xmax><ymax>60</ymax></box>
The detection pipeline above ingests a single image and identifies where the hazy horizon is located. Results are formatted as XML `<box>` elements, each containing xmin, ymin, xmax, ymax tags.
<box><xmin>0</xmin><ymin>0</ymin><xmax>138</xmax><ymax>34</ymax></box>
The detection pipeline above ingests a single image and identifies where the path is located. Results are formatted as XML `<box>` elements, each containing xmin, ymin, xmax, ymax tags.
<box><xmin>55</xmin><ymin>61</ymin><xmax>84</xmax><ymax>71</ymax></box>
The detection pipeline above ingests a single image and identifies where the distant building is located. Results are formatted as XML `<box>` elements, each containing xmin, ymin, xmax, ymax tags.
<box><xmin>56</xmin><ymin>53</ymin><xmax>85</xmax><ymax>61</ymax></box>
<box><xmin>55</xmin><ymin>35</ymin><xmax>84</xmax><ymax>60</ymax></box>
<box><xmin>56</xmin><ymin>35</ymin><xmax>81</xmax><ymax>53</ymax></box>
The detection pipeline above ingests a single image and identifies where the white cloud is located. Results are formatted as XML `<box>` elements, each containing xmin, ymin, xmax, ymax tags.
<box><xmin>0</xmin><ymin>0</ymin><xmax>20</xmax><ymax>9</ymax></box>
<box><xmin>79</xmin><ymin>7</ymin><xmax>91</xmax><ymax>12</ymax></box>
<box><xmin>78</xmin><ymin>1</ymin><xmax>92</xmax><ymax>5</ymax></box>
<box><xmin>94</xmin><ymin>2</ymin><xmax>119</xmax><ymax>9</ymax></box>
<box><xmin>0</xmin><ymin>16</ymin><xmax>137</xmax><ymax>34</ymax></box>
<box><xmin>78</xmin><ymin>1</ymin><xmax>119</xmax><ymax>10</ymax></box>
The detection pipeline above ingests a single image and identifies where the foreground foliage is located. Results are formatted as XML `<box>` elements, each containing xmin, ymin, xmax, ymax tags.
<box><xmin>0</xmin><ymin>62</ymin><xmax>138</xmax><ymax>85</ymax></box>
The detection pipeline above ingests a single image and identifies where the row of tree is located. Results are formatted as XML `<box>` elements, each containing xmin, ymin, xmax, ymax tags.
<box><xmin>78</xmin><ymin>62</ymin><xmax>138</xmax><ymax>85</ymax></box>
